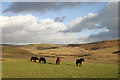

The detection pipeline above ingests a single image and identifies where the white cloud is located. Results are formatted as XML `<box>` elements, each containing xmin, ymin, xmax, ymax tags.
<box><xmin>0</xmin><ymin>14</ymin><xmax>85</xmax><ymax>44</ymax></box>
<box><xmin>105</xmin><ymin>29</ymin><xmax>109</xmax><ymax>32</ymax></box>
<box><xmin>85</xmin><ymin>2</ymin><xmax>118</xmax><ymax>42</ymax></box>
<box><xmin>64</xmin><ymin>13</ymin><xmax>98</xmax><ymax>32</ymax></box>
<box><xmin>1</xmin><ymin>2</ymin><xmax>118</xmax><ymax>44</ymax></box>
<box><xmin>64</xmin><ymin>2</ymin><xmax>118</xmax><ymax>42</ymax></box>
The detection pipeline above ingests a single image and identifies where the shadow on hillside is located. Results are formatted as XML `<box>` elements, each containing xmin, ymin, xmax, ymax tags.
<box><xmin>36</xmin><ymin>47</ymin><xmax>58</xmax><ymax>50</ymax></box>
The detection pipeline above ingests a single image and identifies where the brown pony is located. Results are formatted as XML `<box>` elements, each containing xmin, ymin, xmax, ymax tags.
<box><xmin>56</xmin><ymin>57</ymin><xmax>61</xmax><ymax>65</ymax></box>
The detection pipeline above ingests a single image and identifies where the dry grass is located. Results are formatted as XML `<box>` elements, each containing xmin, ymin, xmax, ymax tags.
<box><xmin>1</xmin><ymin>39</ymin><xmax>119</xmax><ymax>64</ymax></box>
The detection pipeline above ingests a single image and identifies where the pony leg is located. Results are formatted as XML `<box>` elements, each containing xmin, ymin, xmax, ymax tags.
<box><xmin>39</xmin><ymin>60</ymin><xmax>41</xmax><ymax>63</ymax></box>
<box><xmin>56</xmin><ymin>61</ymin><xmax>57</xmax><ymax>64</ymax></box>
<box><xmin>76</xmin><ymin>63</ymin><xmax>78</xmax><ymax>66</ymax></box>
<box><xmin>80</xmin><ymin>63</ymin><xmax>82</xmax><ymax>66</ymax></box>
<box><xmin>44</xmin><ymin>60</ymin><xmax>46</xmax><ymax>64</ymax></box>
<box><xmin>76</xmin><ymin>62</ymin><xmax>78</xmax><ymax>66</ymax></box>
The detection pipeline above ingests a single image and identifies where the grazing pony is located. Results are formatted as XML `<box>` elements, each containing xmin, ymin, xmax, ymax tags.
<box><xmin>30</xmin><ymin>56</ymin><xmax>38</xmax><ymax>62</ymax></box>
<box><xmin>39</xmin><ymin>57</ymin><xmax>46</xmax><ymax>64</ymax></box>
<box><xmin>56</xmin><ymin>57</ymin><xmax>61</xmax><ymax>65</ymax></box>
<box><xmin>30</xmin><ymin>56</ymin><xmax>34</xmax><ymax>61</ymax></box>
<box><xmin>76</xmin><ymin>58</ymin><xmax>85</xmax><ymax>66</ymax></box>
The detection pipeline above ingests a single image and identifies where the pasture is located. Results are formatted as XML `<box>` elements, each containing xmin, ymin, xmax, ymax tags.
<box><xmin>2</xmin><ymin>59</ymin><xmax>118</xmax><ymax>78</ymax></box>
<box><xmin>1</xmin><ymin>39</ymin><xmax>119</xmax><ymax>78</ymax></box>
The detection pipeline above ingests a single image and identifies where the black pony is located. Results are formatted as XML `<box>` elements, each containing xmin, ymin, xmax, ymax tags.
<box><xmin>30</xmin><ymin>56</ymin><xmax>38</xmax><ymax>62</ymax></box>
<box><xmin>76</xmin><ymin>58</ymin><xmax>85</xmax><ymax>66</ymax></box>
<box><xmin>39</xmin><ymin>57</ymin><xmax>46</xmax><ymax>64</ymax></box>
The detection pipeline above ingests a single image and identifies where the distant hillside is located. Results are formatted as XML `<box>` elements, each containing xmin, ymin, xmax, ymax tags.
<box><xmin>66</xmin><ymin>39</ymin><xmax>119</xmax><ymax>51</ymax></box>
<box><xmin>2</xmin><ymin>46</ymin><xmax>38</xmax><ymax>59</ymax></box>
<box><xmin>1</xmin><ymin>39</ymin><xmax>119</xmax><ymax>64</ymax></box>
<box><xmin>1</xmin><ymin>44</ymin><xmax>24</xmax><ymax>47</ymax></box>
<box><xmin>19</xmin><ymin>44</ymin><xmax>63</xmax><ymax>51</ymax></box>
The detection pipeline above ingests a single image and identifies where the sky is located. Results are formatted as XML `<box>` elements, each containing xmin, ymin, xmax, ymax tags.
<box><xmin>0</xmin><ymin>2</ymin><xmax>118</xmax><ymax>44</ymax></box>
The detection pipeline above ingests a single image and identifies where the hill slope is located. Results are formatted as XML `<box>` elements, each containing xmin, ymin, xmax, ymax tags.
<box><xmin>2</xmin><ymin>46</ymin><xmax>38</xmax><ymax>59</ymax></box>
<box><xmin>66</xmin><ymin>39</ymin><xmax>119</xmax><ymax>51</ymax></box>
<box><xmin>1</xmin><ymin>39</ymin><xmax>119</xmax><ymax>64</ymax></box>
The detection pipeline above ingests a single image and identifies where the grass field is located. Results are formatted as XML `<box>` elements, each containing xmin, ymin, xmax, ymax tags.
<box><xmin>2</xmin><ymin>59</ymin><xmax>118</xmax><ymax>78</ymax></box>
<box><xmin>1</xmin><ymin>39</ymin><xmax>119</xmax><ymax>78</ymax></box>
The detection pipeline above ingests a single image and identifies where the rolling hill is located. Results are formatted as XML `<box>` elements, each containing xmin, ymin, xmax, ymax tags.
<box><xmin>66</xmin><ymin>39</ymin><xmax>119</xmax><ymax>51</ymax></box>
<box><xmin>2</xmin><ymin>46</ymin><xmax>38</xmax><ymax>59</ymax></box>
<box><xmin>1</xmin><ymin>39</ymin><xmax>119</xmax><ymax>64</ymax></box>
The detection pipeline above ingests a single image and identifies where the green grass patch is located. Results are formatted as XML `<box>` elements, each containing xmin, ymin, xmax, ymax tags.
<box><xmin>2</xmin><ymin>59</ymin><xmax>118</xmax><ymax>78</ymax></box>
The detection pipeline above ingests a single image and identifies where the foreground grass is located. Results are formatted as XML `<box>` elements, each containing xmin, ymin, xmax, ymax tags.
<box><xmin>2</xmin><ymin>59</ymin><xmax>118</xmax><ymax>78</ymax></box>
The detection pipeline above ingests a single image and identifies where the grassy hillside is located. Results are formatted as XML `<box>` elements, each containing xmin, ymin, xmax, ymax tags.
<box><xmin>17</xmin><ymin>44</ymin><xmax>63</xmax><ymax>54</ymax></box>
<box><xmin>1</xmin><ymin>39</ymin><xmax>119</xmax><ymax>64</ymax></box>
<box><xmin>2</xmin><ymin>46</ymin><xmax>38</xmax><ymax>59</ymax></box>
<box><xmin>66</xmin><ymin>39</ymin><xmax>119</xmax><ymax>51</ymax></box>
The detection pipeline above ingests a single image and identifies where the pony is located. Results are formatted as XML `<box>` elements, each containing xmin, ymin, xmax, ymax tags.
<box><xmin>56</xmin><ymin>57</ymin><xmax>61</xmax><ymax>65</ymax></box>
<box><xmin>30</xmin><ymin>56</ymin><xmax>38</xmax><ymax>62</ymax></box>
<box><xmin>39</xmin><ymin>57</ymin><xmax>46</xmax><ymax>64</ymax></box>
<box><xmin>76</xmin><ymin>58</ymin><xmax>85</xmax><ymax>66</ymax></box>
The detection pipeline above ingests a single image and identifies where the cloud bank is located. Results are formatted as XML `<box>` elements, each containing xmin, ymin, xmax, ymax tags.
<box><xmin>3</xmin><ymin>2</ymin><xmax>81</xmax><ymax>13</ymax></box>
<box><xmin>64</xmin><ymin>2</ymin><xmax>118</xmax><ymax>42</ymax></box>
<box><xmin>1</xmin><ymin>2</ymin><xmax>118</xmax><ymax>44</ymax></box>
<box><xmin>0</xmin><ymin>15</ymin><xmax>84</xmax><ymax>44</ymax></box>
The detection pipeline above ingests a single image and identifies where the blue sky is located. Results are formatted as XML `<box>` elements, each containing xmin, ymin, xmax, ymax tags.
<box><xmin>1</xmin><ymin>2</ymin><xmax>118</xmax><ymax>44</ymax></box>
